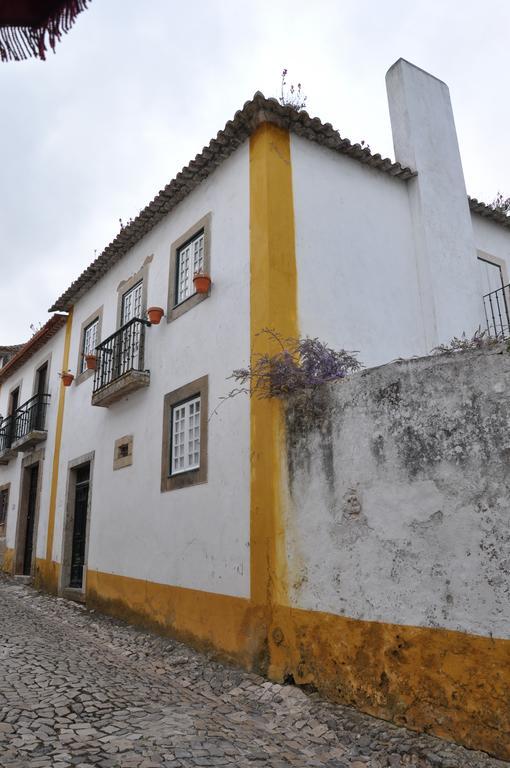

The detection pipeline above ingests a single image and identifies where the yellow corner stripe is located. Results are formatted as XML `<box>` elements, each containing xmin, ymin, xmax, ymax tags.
<box><xmin>45</xmin><ymin>309</ymin><xmax>73</xmax><ymax>569</ymax></box>
<box><xmin>249</xmin><ymin>123</ymin><xmax>298</xmax><ymax>607</ymax></box>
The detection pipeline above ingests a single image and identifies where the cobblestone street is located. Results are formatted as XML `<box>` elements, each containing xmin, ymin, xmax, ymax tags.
<box><xmin>0</xmin><ymin>575</ymin><xmax>505</xmax><ymax>768</ymax></box>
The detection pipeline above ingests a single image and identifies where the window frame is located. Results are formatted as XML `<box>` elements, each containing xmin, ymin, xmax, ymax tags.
<box><xmin>161</xmin><ymin>375</ymin><xmax>208</xmax><ymax>492</ymax></box>
<box><xmin>167</xmin><ymin>213</ymin><xmax>211</xmax><ymax>323</ymax></box>
<box><xmin>81</xmin><ymin>318</ymin><xmax>99</xmax><ymax>373</ymax></box>
<box><xmin>115</xmin><ymin>257</ymin><xmax>152</xmax><ymax>331</ymax></box>
<box><xmin>170</xmin><ymin>395</ymin><xmax>201</xmax><ymax>476</ymax></box>
<box><xmin>175</xmin><ymin>231</ymin><xmax>205</xmax><ymax>306</ymax></box>
<box><xmin>75</xmin><ymin>307</ymin><xmax>103</xmax><ymax>385</ymax></box>
<box><xmin>121</xmin><ymin>280</ymin><xmax>144</xmax><ymax>325</ymax></box>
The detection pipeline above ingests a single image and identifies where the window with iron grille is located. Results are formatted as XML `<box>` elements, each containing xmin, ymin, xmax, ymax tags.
<box><xmin>171</xmin><ymin>396</ymin><xmax>201</xmax><ymax>475</ymax></box>
<box><xmin>81</xmin><ymin>318</ymin><xmax>99</xmax><ymax>373</ymax></box>
<box><xmin>0</xmin><ymin>486</ymin><xmax>9</xmax><ymax>532</ymax></box>
<box><xmin>176</xmin><ymin>232</ymin><xmax>204</xmax><ymax>305</ymax></box>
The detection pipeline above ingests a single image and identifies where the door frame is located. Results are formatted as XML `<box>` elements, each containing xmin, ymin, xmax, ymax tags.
<box><xmin>59</xmin><ymin>451</ymin><xmax>94</xmax><ymax>598</ymax></box>
<box><xmin>14</xmin><ymin>449</ymin><xmax>44</xmax><ymax>577</ymax></box>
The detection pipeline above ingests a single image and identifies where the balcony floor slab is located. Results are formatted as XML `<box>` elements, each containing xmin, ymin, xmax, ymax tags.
<box><xmin>92</xmin><ymin>370</ymin><xmax>150</xmax><ymax>407</ymax></box>
<box><xmin>11</xmin><ymin>430</ymin><xmax>47</xmax><ymax>453</ymax></box>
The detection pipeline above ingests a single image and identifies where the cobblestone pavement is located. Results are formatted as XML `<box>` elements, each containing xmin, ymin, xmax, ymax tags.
<box><xmin>0</xmin><ymin>575</ymin><xmax>506</xmax><ymax>768</ymax></box>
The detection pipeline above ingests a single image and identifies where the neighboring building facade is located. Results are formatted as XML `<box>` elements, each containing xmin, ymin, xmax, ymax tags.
<box><xmin>0</xmin><ymin>344</ymin><xmax>23</xmax><ymax>369</ymax></box>
<box><xmin>1</xmin><ymin>59</ymin><xmax>509</xmax><ymax>757</ymax></box>
<box><xmin>0</xmin><ymin>316</ymin><xmax>66</xmax><ymax>571</ymax></box>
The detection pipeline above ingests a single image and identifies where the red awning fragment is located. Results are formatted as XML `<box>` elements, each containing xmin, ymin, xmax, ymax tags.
<box><xmin>0</xmin><ymin>0</ymin><xmax>89</xmax><ymax>62</ymax></box>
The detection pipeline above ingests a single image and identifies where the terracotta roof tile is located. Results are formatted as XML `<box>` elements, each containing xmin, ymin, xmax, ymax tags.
<box><xmin>49</xmin><ymin>94</ymin><xmax>416</xmax><ymax>312</ymax></box>
<box><xmin>48</xmin><ymin>94</ymin><xmax>510</xmax><ymax>314</ymax></box>
<box><xmin>0</xmin><ymin>314</ymin><xmax>67</xmax><ymax>382</ymax></box>
<box><xmin>469</xmin><ymin>197</ymin><xmax>510</xmax><ymax>229</ymax></box>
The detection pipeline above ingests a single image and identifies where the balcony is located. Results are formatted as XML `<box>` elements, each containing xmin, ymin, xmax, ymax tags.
<box><xmin>0</xmin><ymin>393</ymin><xmax>50</xmax><ymax>462</ymax></box>
<box><xmin>92</xmin><ymin>318</ymin><xmax>150</xmax><ymax>407</ymax></box>
<box><xmin>484</xmin><ymin>284</ymin><xmax>510</xmax><ymax>339</ymax></box>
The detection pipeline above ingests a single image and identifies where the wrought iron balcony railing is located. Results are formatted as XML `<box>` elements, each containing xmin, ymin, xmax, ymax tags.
<box><xmin>0</xmin><ymin>393</ymin><xmax>50</xmax><ymax>455</ymax></box>
<box><xmin>92</xmin><ymin>317</ymin><xmax>149</xmax><ymax>394</ymax></box>
<box><xmin>483</xmin><ymin>284</ymin><xmax>510</xmax><ymax>339</ymax></box>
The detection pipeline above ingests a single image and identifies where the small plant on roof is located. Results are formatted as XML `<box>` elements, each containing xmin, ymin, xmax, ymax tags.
<box><xmin>431</xmin><ymin>327</ymin><xmax>502</xmax><ymax>355</ymax></box>
<box><xmin>490</xmin><ymin>192</ymin><xmax>510</xmax><ymax>216</ymax></box>
<box><xmin>279</xmin><ymin>68</ymin><xmax>307</xmax><ymax>111</ymax></box>
<box><xmin>230</xmin><ymin>329</ymin><xmax>362</xmax><ymax>400</ymax></box>
<box><xmin>118</xmin><ymin>216</ymin><xmax>134</xmax><ymax>232</ymax></box>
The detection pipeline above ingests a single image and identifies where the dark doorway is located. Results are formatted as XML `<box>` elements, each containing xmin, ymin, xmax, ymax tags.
<box><xmin>22</xmin><ymin>463</ymin><xmax>39</xmax><ymax>575</ymax></box>
<box><xmin>34</xmin><ymin>362</ymin><xmax>48</xmax><ymax>430</ymax></box>
<box><xmin>69</xmin><ymin>463</ymin><xmax>90</xmax><ymax>588</ymax></box>
<box><xmin>9</xmin><ymin>386</ymin><xmax>19</xmax><ymax>443</ymax></box>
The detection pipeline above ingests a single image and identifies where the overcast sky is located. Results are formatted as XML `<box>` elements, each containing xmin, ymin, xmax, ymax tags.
<box><xmin>1</xmin><ymin>0</ymin><xmax>509</xmax><ymax>344</ymax></box>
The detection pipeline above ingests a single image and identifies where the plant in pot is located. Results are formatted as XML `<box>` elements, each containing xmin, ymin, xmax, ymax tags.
<box><xmin>59</xmin><ymin>370</ymin><xmax>74</xmax><ymax>387</ymax></box>
<box><xmin>147</xmin><ymin>306</ymin><xmax>165</xmax><ymax>324</ymax></box>
<box><xmin>193</xmin><ymin>270</ymin><xmax>212</xmax><ymax>294</ymax></box>
<box><xmin>85</xmin><ymin>353</ymin><xmax>97</xmax><ymax>371</ymax></box>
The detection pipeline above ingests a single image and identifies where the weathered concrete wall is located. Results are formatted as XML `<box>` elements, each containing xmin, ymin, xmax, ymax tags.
<box><xmin>278</xmin><ymin>347</ymin><xmax>510</xmax><ymax>758</ymax></box>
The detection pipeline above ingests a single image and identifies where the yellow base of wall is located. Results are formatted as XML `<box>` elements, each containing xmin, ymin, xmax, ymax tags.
<box><xmin>1</xmin><ymin>547</ymin><xmax>14</xmax><ymax>574</ymax></box>
<box><xmin>34</xmin><ymin>558</ymin><xmax>60</xmax><ymax>594</ymax></box>
<box><xmin>268</xmin><ymin>604</ymin><xmax>510</xmax><ymax>761</ymax></box>
<box><xmin>86</xmin><ymin>569</ymin><xmax>268</xmax><ymax>671</ymax></box>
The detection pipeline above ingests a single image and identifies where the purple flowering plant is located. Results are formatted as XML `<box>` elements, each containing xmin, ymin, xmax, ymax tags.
<box><xmin>230</xmin><ymin>329</ymin><xmax>362</xmax><ymax>400</ymax></box>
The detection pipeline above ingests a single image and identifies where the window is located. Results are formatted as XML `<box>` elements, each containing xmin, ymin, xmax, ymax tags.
<box><xmin>81</xmin><ymin>319</ymin><xmax>99</xmax><ymax>373</ymax></box>
<box><xmin>176</xmin><ymin>232</ymin><xmax>204</xmax><ymax>305</ymax></box>
<box><xmin>76</xmin><ymin>307</ymin><xmax>103</xmax><ymax>383</ymax></box>
<box><xmin>478</xmin><ymin>257</ymin><xmax>504</xmax><ymax>296</ymax></box>
<box><xmin>167</xmin><ymin>214</ymin><xmax>211</xmax><ymax>322</ymax></box>
<box><xmin>161</xmin><ymin>376</ymin><xmax>208</xmax><ymax>492</ymax></box>
<box><xmin>121</xmin><ymin>280</ymin><xmax>143</xmax><ymax>324</ymax></box>
<box><xmin>171</xmin><ymin>396</ymin><xmax>201</xmax><ymax>474</ymax></box>
<box><xmin>0</xmin><ymin>484</ymin><xmax>9</xmax><ymax>536</ymax></box>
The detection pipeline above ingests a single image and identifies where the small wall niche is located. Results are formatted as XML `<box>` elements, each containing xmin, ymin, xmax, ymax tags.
<box><xmin>113</xmin><ymin>435</ymin><xmax>133</xmax><ymax>470</ymax></box>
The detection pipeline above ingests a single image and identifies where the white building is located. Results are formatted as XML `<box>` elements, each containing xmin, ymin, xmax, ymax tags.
<box><xmin>1</xmin><ymin>59</ymin><xmax>509</xmax><ymax>757</ymax></box>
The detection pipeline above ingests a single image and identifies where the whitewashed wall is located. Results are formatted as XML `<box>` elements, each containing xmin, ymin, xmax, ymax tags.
<box><xmin>284</xmin><ymin>349</ymin><xmax>510</xmax><ymax>639</ymax></box>
<box><xmin>54</xmin><ymin>142</ymin><xmax>251</xmax><ymax>598</ymax></box>
<box><xmin>0</xmin><ymin>327</ymin><xmax>65</xmax><ymax>559</ymax></box>
<box><xmin>291</xmin><ymin>134</ymin><xmax>426</xmax><ymax>368</ymax></box>
<box><xmin>472</xmin><ymin>214</ymin><xmax>510</xmax><ymax>272</ymax></box>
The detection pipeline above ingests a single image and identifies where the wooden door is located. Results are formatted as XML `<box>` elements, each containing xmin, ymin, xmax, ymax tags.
<box><xmin>69</xmin><ymin>464</ymin><xmax>90</xmax><ymax>589</ymax></box>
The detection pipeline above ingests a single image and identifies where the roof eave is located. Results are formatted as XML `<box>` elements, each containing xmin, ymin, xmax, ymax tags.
<box><xmin>0</xmin><ymin>314</ymin><xmax>68</xmax><ymax>383</ymax></box>
<box><xmin>48</xmin><ymin>93</ymin><xmax>416</xmax><ymax>313</ymax></box>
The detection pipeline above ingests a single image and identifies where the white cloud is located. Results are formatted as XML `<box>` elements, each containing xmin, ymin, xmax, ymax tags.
<box><xmin>0</xmin><ymin>0</ymin><xmax>508</xmax><ymax>342</ymax></box>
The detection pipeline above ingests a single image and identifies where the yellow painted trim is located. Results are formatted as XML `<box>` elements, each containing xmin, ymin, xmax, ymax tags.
<box><xmin>268</xmin><ymin>603</ymin><xmax>510</xmax><ymax>760</ymax></box>
<box><xmin>1</xmin><ymin>547</ymin><xmax>14</xmax><ymax>574</ymax></box>
<box><xmin>86</xmin><ymin>569</ymin><xmax>267</xmax><ymax>669</ymax></box>
<box><xmin>44</xmin><ymin>309</ymin><xmax>73</xmax><ymax>583</ymax></box>
<box><xmin>249</xmin><ymin>122</ymin><xmax>298</xmax><ymax>608</ymax></box>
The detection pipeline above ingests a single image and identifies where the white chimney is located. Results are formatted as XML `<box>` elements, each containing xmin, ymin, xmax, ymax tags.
<box><xmin>386</xmin><ymin>58</ymin><xmax>481</xmax><ymax>349</ymax></box>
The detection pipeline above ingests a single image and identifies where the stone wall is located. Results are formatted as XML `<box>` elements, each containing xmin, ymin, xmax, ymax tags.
<box><xmin>276</xmin><ymin>346</ymin><xmax>510</xmax><ymax>759</ymax></box>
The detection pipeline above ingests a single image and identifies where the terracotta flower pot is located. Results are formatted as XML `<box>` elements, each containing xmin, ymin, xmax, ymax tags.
<box><xmin>85</xmin><ymin>354</ymin><xmax>97</xmax><ymax>371</ymax></box>
<box><xmin>61</xmin><ymin>372</ymin><xmax>74</xmax><ymax>387</ymax></box>
<box><xmin>147</xmin><ymin>306</ymin><xmax>164</xmax><ymax>324</ymax></box>
<box><xmin>193</xmin><ymin>273</ymin><xmax>211</xmax><ymax>294</ymax></box>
